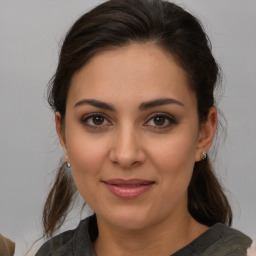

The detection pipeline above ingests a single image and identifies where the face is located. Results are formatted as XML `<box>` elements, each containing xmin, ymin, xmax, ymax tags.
<box><xmin>56</xmin><ymin>43</ymin><xmax>216</xmax><ymax>231</ymax></box>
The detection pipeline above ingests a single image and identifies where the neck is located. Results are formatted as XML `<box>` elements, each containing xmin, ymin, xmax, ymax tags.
<box><xmin>93</xmin><ymin>212</ymin><xmax>208</xmax><ymax>256</ymax></box>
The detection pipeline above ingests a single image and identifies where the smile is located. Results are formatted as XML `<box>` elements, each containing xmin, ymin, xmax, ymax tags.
<box><xmin>102</xmin><ymin>179</ymin><xmax>155</xmax><ymax>199</ymax></box>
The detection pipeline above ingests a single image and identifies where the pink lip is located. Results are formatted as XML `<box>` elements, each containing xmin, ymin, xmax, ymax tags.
<box><xmin>103</xmin><ymin>179</ymin><xmax>155</xmax><ymax>199</ymax></box>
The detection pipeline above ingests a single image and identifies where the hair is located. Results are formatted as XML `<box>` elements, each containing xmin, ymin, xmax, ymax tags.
<box><xmin>43</xmin><ymin>0</ymin><xmax>232</xmax><ymax>237</ymax></box>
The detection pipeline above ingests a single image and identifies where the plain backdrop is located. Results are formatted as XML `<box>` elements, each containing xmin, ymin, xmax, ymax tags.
<box><xmin>0</xmin><ymin>0</ymin><xmax>255</xmax><ymax>255</ymax></box>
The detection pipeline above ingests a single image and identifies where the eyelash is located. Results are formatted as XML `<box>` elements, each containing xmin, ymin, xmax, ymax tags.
<box><xmin>81</xmin><ymin>112</ymin><xmax>177</xmax><ymax>130</ymax></box>
<box><xmin>144</xmin><ymin>113</ymin><xmax>177</xmax><ymax>129</ymax></box>
<box><xmin>81</xmin><ymin>113</ymin><xmax>111</xmax><ymax>130</ymax></box>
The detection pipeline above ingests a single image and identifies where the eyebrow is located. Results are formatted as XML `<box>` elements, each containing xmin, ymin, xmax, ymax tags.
<box><xmin>73</xmin><ymin>98</ymin><xmax>184</xmax><ymax>111</ymax></box>
<box><xmin>74</xmin><ymin>99</ymin><xmax>115</xmax><ymax>111</ymax></box>
<box><xmin>139</xmin><ymin>98</ymin><xmax>184</xmax><ymax>110</ymax></box>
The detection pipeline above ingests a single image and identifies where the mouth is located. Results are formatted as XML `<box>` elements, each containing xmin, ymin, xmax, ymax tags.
<box><xmin>102</xmin><ymin>179</ymin><xmax>155</xmax><ymax>199</ymax></box>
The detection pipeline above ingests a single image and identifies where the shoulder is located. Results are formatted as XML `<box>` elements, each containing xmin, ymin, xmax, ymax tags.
<box><xmin>173</xmin><ymin>223</ymin><xmax>252</xmax><ymax>256</ymax></box>
<box><xmin>200</xmin><ymin>223</ymin><xmax>252</xmax><ymax>256</ymax></box>
<box><xmin>35</xmin><ymin>229</ymin><xmax>74</xmax><ymax>256</ymax></box>
<box><xmin>35</xmin><ymin>215</ymin><xmax>97</xmax><ymax>256</ymax></box>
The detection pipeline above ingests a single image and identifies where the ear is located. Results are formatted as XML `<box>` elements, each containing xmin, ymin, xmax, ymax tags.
<box><xmin>55</xmin><ymin>112</ymin><xmax>69</xmax><ymax>163</ymax></box>
<box><xmin>195</xmin><ymin>107</ymin><xmax>217</xmax><ymax>162</ymax></box>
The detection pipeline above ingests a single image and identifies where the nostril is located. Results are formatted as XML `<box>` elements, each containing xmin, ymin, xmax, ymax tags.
<box><xmin>131</xmin><ymin>160</ymin><xmax>142</xmax><ymax>166</ymax></box>
<box><xmin>109</xmin><ymin>150</ymin><xmax>145</xmax><ymax>168</ymax></box>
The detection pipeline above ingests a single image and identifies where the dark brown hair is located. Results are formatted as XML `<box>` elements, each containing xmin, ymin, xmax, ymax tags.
<box><xmin>43</xmin><ymin>0</ymin><xmax>232</xmax><ymax>237</ymax></box>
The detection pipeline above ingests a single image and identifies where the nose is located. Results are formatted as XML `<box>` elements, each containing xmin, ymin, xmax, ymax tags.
<box><xmin>109</xmin><ymin>125</ymin><xmax>145</xmax><ymax>169</ymax></box>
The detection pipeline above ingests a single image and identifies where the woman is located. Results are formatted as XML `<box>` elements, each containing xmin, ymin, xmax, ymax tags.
<box><xmin>36</xmin><ymin>0</ymin><xmax>252</xmax><ymax>255</ymax></box>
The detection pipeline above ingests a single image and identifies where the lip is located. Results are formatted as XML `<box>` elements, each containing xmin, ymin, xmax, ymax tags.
<box><xmin>103</xmin><ymin>179</ymin><xmax>155</xmax><ymax>199</ymax></box>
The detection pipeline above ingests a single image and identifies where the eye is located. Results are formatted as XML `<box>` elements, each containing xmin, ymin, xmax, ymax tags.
<box><xmin>81</xmin><ymin>113</ymin><xmax>111</xmax><ymax>129</ymax></box>
<box><xmin>144</xmin><ymin>113</ymin><xmax>177</xmax><ymax>129</ymax></box>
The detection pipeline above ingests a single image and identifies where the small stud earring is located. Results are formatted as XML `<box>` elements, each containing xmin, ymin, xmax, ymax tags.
<box><xmin>66</xmin><ymin>162</ymin><xmax>71</xmax><ymax>168</ymax></box>
<box><xmin>201</xmin><ymin>152</ymin><xmax>207</xmax><ymax>160</ymax></box>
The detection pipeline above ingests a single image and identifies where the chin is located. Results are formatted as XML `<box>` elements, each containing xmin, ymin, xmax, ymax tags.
<box><xmin>99</xmin><ymin>207</ymin><xmax>155</xmax><ymax>231</ymax></box>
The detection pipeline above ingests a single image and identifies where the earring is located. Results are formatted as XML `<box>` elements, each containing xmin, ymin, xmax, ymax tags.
<box><xmin>201</xmin><ymin>152</ymin><xmax>207</xmax><ymax>160</ymax></box>
<box><xmin>66</xmin><ymin>162</ymin><xmax>71</xmax><ymax>168</ymax></box>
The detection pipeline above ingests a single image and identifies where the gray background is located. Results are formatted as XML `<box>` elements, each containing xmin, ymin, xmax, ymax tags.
<box><xmin>0</xmin><ymin>0</ymin><xmax>255</xmax><ymax>255</ymax></box>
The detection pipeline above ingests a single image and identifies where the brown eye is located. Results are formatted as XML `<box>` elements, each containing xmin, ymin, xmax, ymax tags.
<box><xmin>92</xmin><ymin>115</ymin><xmax>104</xmax><ymax>125</ymax></box>
<box><xmin>153</xmin><ymin>116</ymin><xmax>166</xmax><ymax>126</ymax></box>
<box><xmin>145</xmin><ymin>113</ymin><xmax>177</xmax><ymax>129</ymax></box>
<box><xmin>81</xmin><ymin>113</ymin><xmax>111</xmax><ymax>130</ymax></box>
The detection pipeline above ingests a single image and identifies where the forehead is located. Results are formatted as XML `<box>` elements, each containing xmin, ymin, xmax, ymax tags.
<box><xmin>68</xmin><ymin>43</ymin><xmax>195</xmax><ymax>108</ymax></box>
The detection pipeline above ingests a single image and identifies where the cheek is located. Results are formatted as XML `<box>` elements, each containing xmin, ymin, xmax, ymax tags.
<box><xmin>152</xmin><ymin>133</ymin><xmax>197</xmax><ymax>169</ymax></box>
<box><xmin>149</xmin><ymin>136</ymin><xmax>196</xmax><ymax>212</ymax></box>
<box><xmin>64</xmin><ymin>124</ymin><xmax>111</xmax><ymax>197</ymax></box>
<box><xmin>67</xmin><ymin>135</ymin><xmax>109</xmax><ymax>176</ymax></box>
<box><xmin>148</xmin><ymin>132</ymin><xmax>197</xmax><ymax>189</ymax></box>
<box><xmin>66</xmin><ymin>135</ymin><xmax>109</xmax><ymax>207</ymax></box>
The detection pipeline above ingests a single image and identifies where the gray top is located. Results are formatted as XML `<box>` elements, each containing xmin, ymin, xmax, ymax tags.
<box><xmin>35</xmin><ymin>215</ymin><xmax>252</xmax><ymax>256</ymax></box>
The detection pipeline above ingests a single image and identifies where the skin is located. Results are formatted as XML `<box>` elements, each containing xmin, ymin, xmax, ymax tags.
<box><xmin>56</xmin><ymin>43</ymin><xmax>217</xmax><ymax>256</ymax></box>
